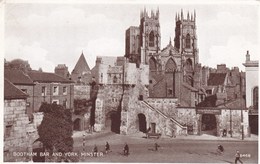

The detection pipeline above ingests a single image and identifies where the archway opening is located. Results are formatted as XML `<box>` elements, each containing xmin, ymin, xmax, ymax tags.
<box><xmin>138</xmin><ymin>113</ymin><xmax>147</xmax><ymax>133</ymax></box>
<box><xmin>109</xmin><ymin>112</ymin><xmax>120</xmax><ymax>134</ymax></box>
<box><xmin>73</xmin><ymin>118</ymin><xmax>81</xmax><ymax>131</ymax></box>
<box><xmin>201</xmin><ymin>114</ymin><xmax>217</xmax><ymax>136</ymax></box>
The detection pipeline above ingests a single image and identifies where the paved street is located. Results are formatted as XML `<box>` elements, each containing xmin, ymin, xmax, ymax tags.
<box><xmin>72</xmin><ymin>131</ymin><xmax>258</xmax><ymax>163</ymax></box>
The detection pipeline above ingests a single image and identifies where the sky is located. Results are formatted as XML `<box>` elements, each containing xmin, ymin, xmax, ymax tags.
<box><xmin>3</xmin><ymin>0</ymin><xmax>260</xmax><ymax>73</ymax></box>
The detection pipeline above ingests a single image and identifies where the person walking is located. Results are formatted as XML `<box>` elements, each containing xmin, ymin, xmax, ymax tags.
<box><xmin>105</xmin><ymin>141</ymin><xmax>110</xmax><ymax>154</ymax></box>
<box><xmin>235</xmin><ymin>150</ymin><xmax>243</xmax><ymax>164</ymax></box>
<box><xmin>154</xmin><ymin>142</ymin><xmax>160</xmax><ymax>151</ymax></box>
<box><xmin>217</xmin><ymin>145</ymin><xmax>224</xmax><ymax>154</ymax></box>
<box><xmin>93</xmin><ymin>144</ymin><xmax>98</xmax><ymax>157</ymax></box>
<box><xmin>123</xmin><ymin>143</ymin><xmax>129</xmax><ymax>156</ymax></box>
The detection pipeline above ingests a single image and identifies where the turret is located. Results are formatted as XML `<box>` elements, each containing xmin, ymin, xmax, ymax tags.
<box><xmin>246</xmin><ymin>50</ymin><xmax>250</xmax><ymax>62</ymax></box>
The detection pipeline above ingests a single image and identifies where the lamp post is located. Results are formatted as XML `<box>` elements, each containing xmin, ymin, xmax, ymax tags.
<box><xmin>82</xmin><ymin>133</ymin><xmax>86</xmax><ymax>152</ymax></box>
<box><xmin>229</xmin><ymin>109</ymin><xmax>232</xmax><ymax>137</ymax></box>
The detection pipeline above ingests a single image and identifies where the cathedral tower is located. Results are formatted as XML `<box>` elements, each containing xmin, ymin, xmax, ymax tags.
<box><xmin>174</xmin><ymin>10</ymin><xmax>199</xmax><ymax>69</ymax></box>
<box><xmin>139</xmin><ymin>8</ymin><xmax>161</xmax><ymax>65</ymax></box>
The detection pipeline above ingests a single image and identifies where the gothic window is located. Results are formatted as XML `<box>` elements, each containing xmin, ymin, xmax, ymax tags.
<box><xmin>149</xmin><ymin>57</ymin><xmax>157</xmax><ymax>71</ymax></box>
<box><xmin>149</xmin><ymin>31</ymin><xmax>155</xmax><ymax>47</ymax></box>
<box><xmin>113</xmin><ymin>75</ymin><xmax>117</xmax><ymax>83</ymax></box>
<box><xmin>101</xmin><ymin>73</ymin><xmax>103</xmax><ymax>83</ymax></box>
<box><xmin>253</xmin><ymin>87</ymin><xmax>258</xmax><ymax>109</ymax></box>
<box><xmin>165</xmin><ymin>58</ymin><xmax>176</xmax><ymax>72</ymax></box>
<box><xmin>186</xmin><ymin>34</ymin><xmax>191</xmax><ymax>48</ymax></box>
<box><xmin>185</xmin><ymin>58</ymin><xmax>193</xmax><ymax>73</ymax></box>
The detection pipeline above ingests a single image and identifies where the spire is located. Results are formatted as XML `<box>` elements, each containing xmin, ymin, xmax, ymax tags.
<box><xmin>144</xmin><ymin>7</ymin><xmax>147</xmax><ymax>17</ymax></box>
<box><xmin>187</xmin><ymin>11</ymin><xmax>190</xmax><ymax>20</ymax></box>
<box><xmin>73</xmin><ymin>52</ymin><xmax>90</xmax><ymax>74</ymax></box>
<box><xmin>181</xmin><ymin>9</ymin><xmax>183</xmax><ymax>20</ymax></box>
<box><xmin>169</xmin><ymin>37</ymin><xmax>172</xmax><ymax>45</ymax></box>
<box><xmin>156</xmin><ymin>7</ymin><xmax>159</xmax><ymax>19</ymax></box>
<box><xmin>151</xmin><ymin>10</ymin><xmax>154</xmax><ymax>18</ymax></box>
<box><xmin>191</xmin><ymin>12</ymin><xmax>193</xmax><ymax>21</ymax></box>
<box><xmin>177</xmin><ymin>13</ymin><xmax>180</xmax><ymax>21</ymax></box>
<box><xmin>175</xmin><ymin>13</ymin><xmax>177</xmax><ymax>21</ymax></box>
<box><xmin>194</xmin><ymin>10</ymin><xmax>196</xmax><ymax>21</ymax></box>
<box><xmin>140</xmin><ymin>9</ymin><xmax>143</xmax><ymax>19</ymax></box>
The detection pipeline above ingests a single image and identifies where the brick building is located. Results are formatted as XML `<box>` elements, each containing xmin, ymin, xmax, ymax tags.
<box><xmin>5</xmin><ymin>69</ymin><xmax>75</xmax><ymax>115</ymax></box>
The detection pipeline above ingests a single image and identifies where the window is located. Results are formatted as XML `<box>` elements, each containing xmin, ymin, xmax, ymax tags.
<box><xmin>63</xmin><ymin>87</ymin><xmax>67</xmax><ymax>95</ymax></box>
<box><xmin>206</xmin><ymin>89</ymin><xmax>212</xmax><ymax>95</ymax></box>
<box><xmin>63</xmin><ymin>100</ymin><xmax>67</xmax><ymax>108</ymax></box>
<box><xmin>149</xmin><ymin>80</ymin><xmax>153</xmax><ymax>84</ymax></box>
<box><xmin>53</xmin><ymin>86</ymin><xmax>58</xmax><ymax>95</ymax></box>
<box><xmin>113</xmin><ymin>75</ymin><xmax>117</xmax><ymax>83</ymax></box>
<box><xmin>5</xmin><ymin>125</ymin><xmax>12</xmax><ymax>138</ymax></box>
<box><xmin>168</xmin><ymin>89</ymin><xmax>173</xmax><ymax>95</ymax></box>
<box><xmin>149</xmin><ymin>31</ymin><xmax>155</xmax><ymax>47</ymax></box>
<box><xmin>253</xmin><ymin>87</ymin><xmax>258</xmax><ymax>109</ymax></box>
<box><xmin>101</xmin><ymin>73</ymin><xmax>103</xmax><ymax>83</ymax></box>
<box><xmin>52</xmin><ymin>100</ymin><xmax>59</xmax><ymax>104</ymax></box>
<box><xmin>185</xmin><ymin>34</ymin><xmax>191</xmax><ymax>48</ymax></box>
<box><xmin>41</xmin><ymin>86</ymin><xmax>46</xmax><ymax>96</ymax></box>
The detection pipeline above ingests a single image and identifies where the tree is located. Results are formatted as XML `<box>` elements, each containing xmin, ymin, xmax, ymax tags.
<box><xmin>8</xmin><ymin>59</ymin><xmax>32</xmax><ymax>72</ymax></box>
<box><xmin>38</xmin><ymin>103</ymin><xmax>74</xmax><ymax>161</ymax></box>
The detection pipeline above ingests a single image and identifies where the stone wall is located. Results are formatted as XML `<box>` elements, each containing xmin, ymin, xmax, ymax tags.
<box><xmin>74</xmin><ymin>85</ymin><xmax>91</xmax><ymax>100</ymax></box>
<box><xmin>95</xmin><ymin>85</ymin><xmax>124</xmax><ymax>131</ymax></box>
<box><xmin>4</xmin><ymin>99</ymin><xmax>42</xmax><ymax>162</ymax></box>
<box><xmin>219</xmin><ymin>109</ymin><xmax>249</xmax><ymax>137</ymax></box>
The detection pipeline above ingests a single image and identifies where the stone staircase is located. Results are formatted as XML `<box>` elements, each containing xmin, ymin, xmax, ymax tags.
<box><xmin>141</xmin><ymin>100</ymin><xmax>187</xmax><ymax>131</ymax></box>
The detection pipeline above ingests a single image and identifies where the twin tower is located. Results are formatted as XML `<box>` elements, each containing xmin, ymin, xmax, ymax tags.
<box><xmin>125</xmin><ymin>8</ymin><xmax>199</xmax><ymax>69</ymax></box>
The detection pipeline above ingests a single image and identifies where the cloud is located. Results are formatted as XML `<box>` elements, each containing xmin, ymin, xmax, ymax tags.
<box><xmin>206</xmin><ymin>35</ymin><xmax>259</xmax><ymax>70</ymax></box>
<box><xmin>198</xmin><ymin>10</ymin><xmax>259</xmax><ymax>70</ymax></box>
<box><xmin>5</xmin><ymin>36</ymin><xmax>55</xmax><ymax>72</ymax></box>
<box><xmin>5</xmin><ymin>5</ymin><xmax>126</xmax><ymax>72</ymax></box>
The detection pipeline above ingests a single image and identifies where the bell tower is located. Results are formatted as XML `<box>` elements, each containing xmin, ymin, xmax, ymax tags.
<box><xmin>139</xmin><ymin>8</ymin><xmax>161</xmax><ymax>65</ymax></box>
<box><xmin>174</xmin><ymin>10</ymin><xmax>199</xmax><ymax>68</ymax></box>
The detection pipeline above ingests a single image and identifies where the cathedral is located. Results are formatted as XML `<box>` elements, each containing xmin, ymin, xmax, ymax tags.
<box><xmin>125</xmin><ymin>9</ymin><xmax>202</xmax><ymax>106</ymax></box>
<box><xmin>85</xmin><ymin>8</ymin><xmax>249</xmax><ymax>138</ymax></box>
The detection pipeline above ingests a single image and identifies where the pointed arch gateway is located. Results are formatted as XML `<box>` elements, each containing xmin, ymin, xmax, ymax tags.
<box><xmin>165</xmin><ymin>58</ymin><xmax>176</xmax><ymax>97</ymax></box>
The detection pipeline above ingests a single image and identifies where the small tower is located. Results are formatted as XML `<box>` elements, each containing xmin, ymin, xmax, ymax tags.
<box><xmin>174</xmin><ymin>9</ymin><xmax>199</xmax><ymax>68</ymax></box>
<box><xmin>139</xmin><ymin>8</ymin><xmax>161</xmax><ymax>64</ymax></box>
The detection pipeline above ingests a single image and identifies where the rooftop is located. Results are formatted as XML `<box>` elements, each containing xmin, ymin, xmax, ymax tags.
<box><xmin>4</xmin><ymin>79</ymin><xmax>28</xmax><ymax>100</ymax></box>
<box><xmin>4</xmin><ymin>69</ymin><xmax>34</xmax><ymax>85</ymax></box>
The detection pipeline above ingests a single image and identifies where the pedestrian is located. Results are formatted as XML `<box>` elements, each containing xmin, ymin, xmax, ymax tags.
<box><xmin>154</xmin><ymin>142</ymin><xmax>160</xmax><ymax>151</ymax></box>
<box><xmin>235</xmin><ymin>150</ymin><xmax>243</xmax><ymax>164</ymax></box>
<box><xmin>93</xmin><ymin>144</ymin><xmax>98</xmax><ymax>157</ymax></box>
<box><xmin>217</xmin><ymin>144</ymin><xmax>224</xmax><ymax>154</ymax></box>
<box><xmin>222</xmin><ymin>129</ymin><xmax>227</xmax><ymax>137</ymax></box>
<box><xmin>105</xmin><ymin>141</ymin><xmax>110</xmax><ymax>154</ymax></box>
<box><xmin>123</xmin><ymin>143</ymin><xmax>129</xmax><ymax>156</ymax></box>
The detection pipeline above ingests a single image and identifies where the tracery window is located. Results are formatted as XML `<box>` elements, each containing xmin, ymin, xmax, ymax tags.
<box><xmin>186</xmin><ymin>34</ymin><xmax>191</xmax><ymax>48</ymax></box>
<box><xmin>149</xmin><ymin>31</ymin><xmax>155</xmax><ymax>47</ymax></box>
